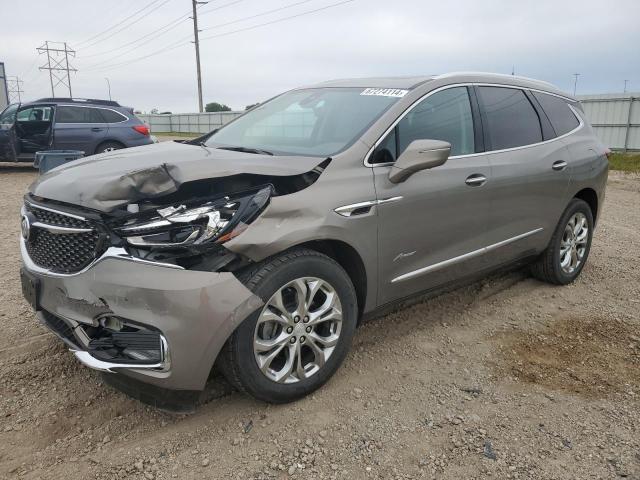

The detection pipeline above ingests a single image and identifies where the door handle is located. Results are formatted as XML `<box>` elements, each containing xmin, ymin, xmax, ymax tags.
<box><xmin>465</xmin><ymin>174</ymin><xmax>487</xmax><ymax>187</ymax></box>
<box><xmin>552</xmin><ymin>160</ymin><xmax>567</xmax><ymax>171</ymax></box>
<box><xmin>91</xmin><ymin>127</ymin><xmax>103</xmax><ymax>132</ymax></box>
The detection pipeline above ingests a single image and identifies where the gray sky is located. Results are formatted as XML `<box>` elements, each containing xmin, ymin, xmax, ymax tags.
<box><xmin>4</xmin><ymin>0</ymin><xmax>639</xmax><ymax>112</ymax></box>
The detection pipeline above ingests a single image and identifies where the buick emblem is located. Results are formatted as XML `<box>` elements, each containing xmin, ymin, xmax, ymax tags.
<box><xmin>21</xmin><ymin>214</ymin><xmax>31</xmax><ymax>241</ymax></box>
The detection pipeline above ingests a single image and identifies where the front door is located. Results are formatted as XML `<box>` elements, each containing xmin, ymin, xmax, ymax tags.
<box><xmin>372</xmin><ymin>86</ymin><xmax>493</xmax><ymax>305</ymax></box>
<box><xmin>0</xmin><ymin>103</ymin><xmax>19</xmax><ymax>161</ymax></box>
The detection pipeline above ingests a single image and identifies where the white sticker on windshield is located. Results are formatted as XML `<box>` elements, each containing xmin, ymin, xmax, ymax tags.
<box><xmin>360</xmin><ymin>88</ymin><xmax>409</xmax><ymax>98</ymax></box>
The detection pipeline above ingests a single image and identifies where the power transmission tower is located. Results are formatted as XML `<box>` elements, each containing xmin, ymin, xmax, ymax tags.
<box><xmin>37</xmin><ymin>41</ymin><xmax>77</xmax><ymax>97</ymax></box>
<box><xmin>191</xmin><ymin>0</ymin><xmax>207</xmax><ymax>113</ymax></box>
<box><xmin>7</xmin><ymin>76</ymin><xmax>24</xmax><ymax>103</ymax></box>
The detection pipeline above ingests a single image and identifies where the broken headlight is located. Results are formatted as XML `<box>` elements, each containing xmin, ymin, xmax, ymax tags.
<box><xmin>117</xmin><ymin>186</ymin><xmax>271</xmax><ymax>249</ymax></box>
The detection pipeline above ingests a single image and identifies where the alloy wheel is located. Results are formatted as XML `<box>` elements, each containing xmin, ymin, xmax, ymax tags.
<box><xmin>253</xmin><ymin>277</ymin><xmax>343</xmax><ymax>384</ymax></box>
<box><xmin>560</xmin><ymin>212</ymin><xmax>589</xmax><ymax>275</ymax></box>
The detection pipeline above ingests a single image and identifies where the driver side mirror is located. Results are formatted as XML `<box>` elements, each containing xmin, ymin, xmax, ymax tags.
<box><xmin>388</xmin><ymin>139</ymin><xmax>451</xmax><ymax>184</ymax></box>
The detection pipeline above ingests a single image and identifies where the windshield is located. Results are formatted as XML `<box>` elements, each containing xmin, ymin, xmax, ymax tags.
<box><xmin>204</xmin><ymin>88</ymin><xmax>403</xmax><ymax>156</ymax></box>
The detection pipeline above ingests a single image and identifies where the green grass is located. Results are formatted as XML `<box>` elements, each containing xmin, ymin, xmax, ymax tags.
<box><xmin>609</xmin><ymin>152</ymin><xmax>640</xmax><ymax>172</ymax></box>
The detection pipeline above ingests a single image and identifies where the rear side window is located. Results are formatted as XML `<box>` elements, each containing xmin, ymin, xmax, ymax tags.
<box><xmin>56</xmin><ymin>106</ymin><xmax>105</xmax><ymax>124</ymax></box>
<box><xmin>477</xmin><ymin>87</ymin><xmax>542</xmax><ymax>150</ymax></box>
<box><xmin>98</xmin><ymin>108</ymin><xmax>127</xmax><ymax>123</ymax></box>
<box><xmin>532</xmin><ymin>92</ymin><xmax>580</xmax><ymax>136</ymax></box>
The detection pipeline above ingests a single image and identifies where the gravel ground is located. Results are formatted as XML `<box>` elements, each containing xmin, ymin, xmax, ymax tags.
<box><xmin>0</xmin><ymin>165</ymin><xmax>638</xmax><ymax>480</ymax></box>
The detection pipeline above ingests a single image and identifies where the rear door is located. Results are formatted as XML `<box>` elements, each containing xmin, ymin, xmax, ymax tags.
<box><xmin>53</xmin><ymin>105</ymin><xmax>108</xmax><ymax>154</ymax></box>
<box><xmin>476</xmin><ymin>86</ymin><xmax>572</xmax><ymax>263</ymax></box>
<box><xmin>0</xmin><ymin>103</ymin><xmax>19</xmax><ymax>161</ymax></box>
<box><xmin>373</xmin><ymin>86</ymin><xmax>493</xmax><ymax>304</ymax></box>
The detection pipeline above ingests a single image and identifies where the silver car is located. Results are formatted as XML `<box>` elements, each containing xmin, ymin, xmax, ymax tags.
<box><xmin>20</xmin><ymin>73</ymin><xmax>608</xmax><ymax>410</ymax></box>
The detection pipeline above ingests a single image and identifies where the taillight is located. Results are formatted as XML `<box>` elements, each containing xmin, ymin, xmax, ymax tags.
<box><xmin>132</xmin><ymin>125</ymin><xmax>150</xmax><ymax>136</ymax></box>
<box><xmin>604</xmin><ymin>148</ymin><xmax>612</xmax><ymax>160</ymax></box>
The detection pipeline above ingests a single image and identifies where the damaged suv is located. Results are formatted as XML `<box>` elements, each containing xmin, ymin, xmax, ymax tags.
<box><xmin>20</xmin><ymin>73</ymin><xmax>608</xmax><ymax>408</ymax></box>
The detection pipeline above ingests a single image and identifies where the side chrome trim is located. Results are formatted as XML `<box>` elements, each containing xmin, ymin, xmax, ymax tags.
<box><xmin>334</xmin><ymin>196</ymin><xmax>403</xmax><ymax>217</ymax></box>
<box><xmin>364</xmin><ymin>82</ymin><xmax>585</xmax><ymax>168</ymax></box>
<box><xmin>20</xmin><ymin>239</ymin><xmax>184</xmax><ymax>278</ymax></box>
<box><xmin>391</xmin><ymin>228</ymin><xmax>544</xmax><ymax>284</ymax></box>
<box><xmin>31</xmin><ymin>222</ymin><xmax>93</xmax><ymax>234</ymax></box>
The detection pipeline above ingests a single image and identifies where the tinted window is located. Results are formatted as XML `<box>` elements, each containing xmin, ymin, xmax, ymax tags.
<box><xmin>56</xmin><ymin>106</ymin><xmax>105</xmax><ymax>124</ymax></box>
<box><xmin>370</xmin><ymin>128</ymin><xmax>397</xmax><ymax>164</ymax></box>
<box><xmin>98</xmin><ymin>108</ymin><xmax>127</xmax><ymax>123</ymax></box>
<box><xmin>397</xmin><ymin>87</ymin><xmax>475</xmax><ymax>157</ymax></box>
<box><xmin>532</xmin><ymin>92</ymin><xmax>580</xmax><ymax>136</ymax></box>
<box><xmin>477</xmin><ymin>87</ymin><xmax>542</xmax><ymax>150</ymax></box>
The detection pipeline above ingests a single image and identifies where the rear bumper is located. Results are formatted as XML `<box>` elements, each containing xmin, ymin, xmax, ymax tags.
<box><xmin>22</xmin><ymin>240</ymin><xmax>262</xmax><ymax>391</ymax></box>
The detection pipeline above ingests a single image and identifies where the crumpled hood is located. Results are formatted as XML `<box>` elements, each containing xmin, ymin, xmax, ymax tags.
<box><xmin>29</xmin><ymin>141</ymin><xmax>326</xmax><ymax>212</ymax></box>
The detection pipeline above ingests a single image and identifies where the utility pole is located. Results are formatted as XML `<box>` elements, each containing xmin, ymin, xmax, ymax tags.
<box><xmin>623</xmin><ymin>80</ymin><xmax>629</xmax><ymax>93</ymax></box>
<box><xmin>37</xmin><ymin>41</ymin><xmax>77</xmax><ymax>97</ymax></box>
<box><xmin>572</xmin><ymin>73</ymin><xmax>580</xmax><ymax>96</ymax></box>
<box><xmin>191</xmin><ymin>0</ymin><xmax>207</xmax><ymax>113</ymax></box>
<box><xmin>105</xmin><ymin>77</ymin><xmax>112</xmax><ymax>100</ymax></box>
<box><xmin>7</xmin><ymin>76</ymin><xmax>24</xmax><ymax>103</ymax></box>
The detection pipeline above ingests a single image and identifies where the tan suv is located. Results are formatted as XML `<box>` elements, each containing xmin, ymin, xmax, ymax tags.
<box><xmin>20</xmin><ymin>73</ymin><xmax>608</xmax><ymax>410</ymax></box>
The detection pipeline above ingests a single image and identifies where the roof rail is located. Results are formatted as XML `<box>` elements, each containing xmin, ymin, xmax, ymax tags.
<box><xmin>33</xmin><ymin>97</ymin><xmax>121</xmax><ymax>107</ymax></box>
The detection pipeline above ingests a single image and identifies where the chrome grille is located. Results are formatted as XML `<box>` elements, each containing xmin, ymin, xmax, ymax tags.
<box><xmin>26</xmin><ymin>204</ymin><xmax>88</xmax><ymax>229</ymax></box>
<box><xmin>24</xmin><ymin>203</ymin><xmax>103</xmax><ymax>274</ymax></box>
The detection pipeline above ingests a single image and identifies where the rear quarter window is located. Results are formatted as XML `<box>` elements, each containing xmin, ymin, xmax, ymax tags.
<box><xmin>98</xmin><ymin>109</ymin><xmax>127</xmax><ymax>123</ymax></box>
<box><xmin>532</xmin><ymin>91</ymin><xmax>580</xmax><ymax>136</ymax></box>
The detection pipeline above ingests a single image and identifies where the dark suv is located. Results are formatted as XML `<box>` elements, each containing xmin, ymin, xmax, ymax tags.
<box><xmin>0</xmin><ymin>98</ymin><xmax>153</xmax><ymax>162</ymax></box>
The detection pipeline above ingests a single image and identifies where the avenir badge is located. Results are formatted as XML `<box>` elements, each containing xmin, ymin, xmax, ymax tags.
<box><xmin>360</xmin><ymin>88</ymin><xmax>409</xmax><ymax>98</ymax></box>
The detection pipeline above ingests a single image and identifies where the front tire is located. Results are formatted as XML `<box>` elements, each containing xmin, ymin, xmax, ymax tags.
<box><xmin>531</xmin><ymin>198</ymin><xmax>594</xmax><ymax>285</ymax></box>
<box><xmin>220</xmin><ymin>249</ymin><xmax>358</xmax><ymax>403</ymax></box>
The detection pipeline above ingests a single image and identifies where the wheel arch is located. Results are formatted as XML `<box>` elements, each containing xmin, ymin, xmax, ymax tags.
<box><xmin>573</xmin><ymin>187</ymin><xmax>598</xmax><ymax>223</ymax></box>
<box><xmin>95</xmin><ymin>139</ymin><xmax>125</xmax><ymax>154</ymax></box>
<box><xmin>289</xmin><ymin>239</ymin><xmax>368</xmax><ymax>322</ymax></box>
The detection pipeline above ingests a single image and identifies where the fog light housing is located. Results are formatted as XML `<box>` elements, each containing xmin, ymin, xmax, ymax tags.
<box><xmin>87</xmin><ymin>320</ymin><xmax>167</xmax><ymax>366</ymax></box>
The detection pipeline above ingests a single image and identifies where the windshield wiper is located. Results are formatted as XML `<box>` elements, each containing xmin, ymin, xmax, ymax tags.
<box><xmin>217</xmin><ymin>146</ymin><xmax>274</xmax><ymax>156</ymax></box>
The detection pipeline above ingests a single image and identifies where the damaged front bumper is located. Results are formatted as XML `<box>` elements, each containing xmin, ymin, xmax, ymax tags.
<box><xmin>20</xmin><ymin>237</ymin><xmax>263</xmax><ymax>391</ymax></box>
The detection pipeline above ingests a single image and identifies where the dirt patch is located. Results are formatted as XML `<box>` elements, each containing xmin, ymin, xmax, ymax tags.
<box><xmin>0</xmin><ymin>169</ymin><xmax>639</xmax><ymax>479</ymax></box>
<box><xmin>498</xmin><ymin>315</ymin><xmax>640</xmax><ymax>398</ymax></box>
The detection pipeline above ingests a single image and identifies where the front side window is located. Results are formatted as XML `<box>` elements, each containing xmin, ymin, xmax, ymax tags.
<box><xmin>56</xmin><ymin>106</ymin><xmax>105</xmax><ymax>124</ymax></box>
<box><xmin>397</xmin><ymin>87</ymin><xmax>475</xmax><ymax>157</ymax></box>
<box><xmin>204</xmin><ymin>88</ymin><xmax>401</xmax><ymax>157</ymax></box>
<box><xmin>369</xmin><ymin>87</ymin><xmax>475</xmax><ymax>164</ymax></box>
<box><xmin>532</xmin><ymin>91</ymin><xmax>580</xmax><ymax>137</ymax></box>
<box><xmin>477</xmin><ymin>86</ymin><xmax>542</xmax><ymax>150</ymax></box>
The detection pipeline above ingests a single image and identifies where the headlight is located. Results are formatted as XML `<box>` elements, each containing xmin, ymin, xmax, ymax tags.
<box><xmin>117</xmin><ymin>186</ymin><xmax>271</xmax><ymax>248</ymax></box>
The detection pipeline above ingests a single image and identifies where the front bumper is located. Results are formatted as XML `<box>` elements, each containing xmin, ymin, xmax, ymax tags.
<box><xmin>21</xmin><ymin>238</ymin><xmax>263</xmax><ymax>391</ymax></box>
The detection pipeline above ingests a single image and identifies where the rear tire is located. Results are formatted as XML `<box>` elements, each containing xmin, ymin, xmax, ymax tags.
<box><xmin>95</xmin><ymin>141</ymin><xmax>124</xmax><ymax>154</ymax></box>
<box><xmin>531</xmin><ymin>198</ymin><xmax>594</xmax><ymax>285</ymax></box>
<box><xmin>220</xmin><ymin>248</ymin><xmax>358</xmax><ymax>403</ymax></box>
